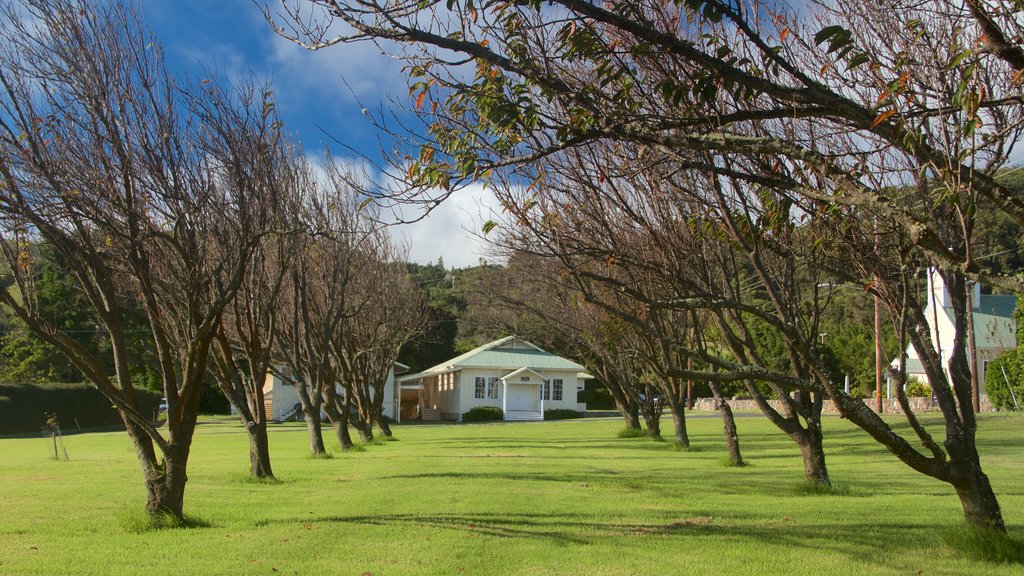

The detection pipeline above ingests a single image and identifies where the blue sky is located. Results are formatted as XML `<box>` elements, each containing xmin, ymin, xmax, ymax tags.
<box><xmin>141</xmin><ymin>0</ymin><xmax>497</xmax><ymax>268</ymax></box>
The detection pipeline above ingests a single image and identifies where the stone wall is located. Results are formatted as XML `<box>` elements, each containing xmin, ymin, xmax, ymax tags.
<box><xmin>692</xmin><ymin>395</ymin><xmax>994</xmax><ymax>414</ymax></box>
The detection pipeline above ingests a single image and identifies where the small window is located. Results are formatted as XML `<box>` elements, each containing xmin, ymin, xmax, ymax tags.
<box><xmin>521</xmin><ymin>376</ymin><xmax>530</xmax><ymax>382</ymax></box>
<box><xmin>551</xmin><ymin>379</ymin><xmax>563</xmax><ymax>401</ymax></box>
<box><xmin>487</xmin><ymin>377</ymin><xmax>499</xmax><ymax>399</ymax></box>
<box><xmin>474</xmin><ymin>377</ymin><xmax>485</xmax><ymax>399</ymax></box>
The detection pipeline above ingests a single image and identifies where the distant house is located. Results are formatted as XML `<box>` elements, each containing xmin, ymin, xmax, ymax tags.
<box><xmin>260</xmin><ymin>362</ymin><xmax>409</xmax><ymax>423</ymax></box>
<box><xmin>396</xmin><ymin>336</ymin><xmax>592</xmax><ymax>422</ymax></box>
<box><xmin>895</xmin><ymin>270</ymin><xmax>1016</xmax><ymax>397</ymax></box>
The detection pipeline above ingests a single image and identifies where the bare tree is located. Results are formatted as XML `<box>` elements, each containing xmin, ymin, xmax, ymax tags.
<box><xmin>271</xmin><ymin>0</ymin><xmax>1020</xmax><ymax>530</ymax></box>
<box><xmin>210</xmin><ymin>143</ymin><xmax>303</xmax><ymax>479</ymax></box>
<box><xmin>474</xmin><ymin>253</ymin><xmax>654</xmax><ymax>433</ymax></box>
<box><xmin>331</xmin><ymin>242</ymin><xmax>428</xmax><ymax>440</ymax></box>
<box><xmin>0</xmin><ymin>0</ymin><xmax>283</xmax><ymax>520</ymax></box>
<box><xmin>272</xmin><ymin>160</ymin><xmax>373</xmax><ymax>452</ymax></box>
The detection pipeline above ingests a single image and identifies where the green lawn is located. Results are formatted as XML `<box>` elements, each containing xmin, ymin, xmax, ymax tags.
<box><xmin>0</xmin><ymin>413</ymin><xmax>1021</xmax><ymax>575</ymax></box>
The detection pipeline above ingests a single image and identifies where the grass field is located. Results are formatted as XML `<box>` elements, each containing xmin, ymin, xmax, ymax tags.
<box><xmin>0</xmin><ymin>412</ymin><xmax>1021</xmax><ymax>575</ymax></box>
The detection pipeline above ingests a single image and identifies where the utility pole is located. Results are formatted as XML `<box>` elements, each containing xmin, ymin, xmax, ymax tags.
<box><xmin>875</xmin><ymin>293</ymin><xmax>883</xmax><ymax>412</ymax></box>
<box><xmin>686</xmin><ymin>357</ymin><xmax>694</xmax><ymax>410</ymax></box>
<box><xmin>966</xmin><ymin>281</ymin><xmax>980</xmax><ymax>413</ymax></box>
<box><xmin>874</xmin><ymin>221</ymin><xmax>883</xmax><ymax>413</ymax></box>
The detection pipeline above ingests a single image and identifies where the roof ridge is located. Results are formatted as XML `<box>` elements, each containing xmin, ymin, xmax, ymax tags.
<box><xmin>418</xmin><ymin>335</ymin><xmax>521</xmax><ymax>373</ymax></box>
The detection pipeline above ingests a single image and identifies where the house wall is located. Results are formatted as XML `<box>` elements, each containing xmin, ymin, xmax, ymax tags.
<box><xmin>458</xmin><ymin>368</ymin><xmax>587</xmax><ymax>415</ymax></box>
<box><xmin>421</xmin><ymin>372</ymin><xmax>461</xmax><ymax>420</ymax></box>
<box><xmin>262</xmin><ymin>366</ymin><xmax>399</xmax><ymax>422</ymax></box>
<box><xmin>381</xmin><ymin>367</ymin><xmax>397</xmax><ymax>421</ymax></box>
<box><xmin>904</xmin><ymin>304</ymin><xmax>1011</xmax><ymax>397</ymax></box>
<box><xmin>263</xmin><ymin>372</ymin><xmax>302</xmax><ymax>422</ymax></box>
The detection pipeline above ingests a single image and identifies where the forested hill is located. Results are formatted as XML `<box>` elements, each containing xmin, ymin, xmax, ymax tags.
<box><xmin>4</xmin><ymin>167</ymin><xmax>1022</xmax><ymax>392</ymax></box>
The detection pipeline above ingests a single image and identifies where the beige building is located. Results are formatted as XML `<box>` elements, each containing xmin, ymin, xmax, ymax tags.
<box><xmin>396</xmin><ymin>336</ymin><xmax>591</xmax><ymax>422</ymax></box>
<box><xmin>898</xmin><ymin>270</ymin><xmax>1016</xmax><ymax>398</ymax></box>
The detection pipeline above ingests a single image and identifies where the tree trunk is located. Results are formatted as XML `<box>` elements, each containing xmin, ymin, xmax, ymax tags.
<box><xmin>345</xmin><ymin>392</ymin><xmax>373</xmax><ymax>443</ymax></box>
<box><xmin>304</xmin><ymin>410</ymin><xmax>326</xmax><ymax>455</ymax></box>
<box><xmin>641</xmin><ymin>408</ymin><xmax>662</xmax><ymax>439</ymax></box>
<box><xmin>331</xmin><ymin>418</ymin><xmax>354</xmax><ymax>450</ymax></box>
<box><xmin>952</xmin><ymin>466</ymin><xmax>1006</xmax><ymax>531</ymax></box>
<box><xmin>622</xmin><ymin>402</ymin><xmax>641</xmax><ymax>430</ymax></box>
<box><xmin>295</xmin><ymin>384</ymin><xmax>326</xmax><ymax>455</ymax></box>
<box><xmin>246</xmin><ymin>420</ymin><xmax>274</xmax><ymax>479</ymax></box>
<box><xmin>144</xmin><ymin>447</ymin><xmax>188</xmax><ymax>522</ymax></box>
<box><xmin>795</xmin><ymin>428</ymin><xmax>830</xmax><ymax>487</ymax></box>
<box><xmin>667</xmin><ymin>399</ymin><xmax>689</xmax><ymax>447</ymax></box>
<box><xmin>710</xmin><ymin>384</ymin><xmax>743</xmax><ymax>466</ymax></box>
<box><xmin>376</xmin><ymin>416</ymin><xmax>393</xmax><ymax>438</ymax></box>
<box><xmin>353</xmin><ymin>418</ymin><xmax>373</xmax><ymax>443</ymax></box>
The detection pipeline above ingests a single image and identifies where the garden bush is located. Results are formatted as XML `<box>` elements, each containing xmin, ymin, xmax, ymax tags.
<box><xmin>986</xmin><ymin>350</ymin><xmax>1022</xmax><ymax>411</ymax></box>
<box><xmin>905</xmin><ymin>377</ymin><xmax>932</xmax><ymax>398</ymax></box>
<box><xmin>544</xmin><ymin>409</ymin><xmax>583</xmax><ymax>420</ymax></box>
<box><xmin>0</xmin><ymin>382</ymin><xmax>160</xmax><ymax>435</ymax></box>
<box><xmin>461</xmin><ymin>406</ymin><xmax>504</xmax><ymax>422</ymax></box>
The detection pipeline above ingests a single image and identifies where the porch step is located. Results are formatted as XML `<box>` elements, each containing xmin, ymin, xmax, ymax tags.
<box><xmin>421</xmin><ymin>407</ymin><xmax>441</xmax><ymax>421</ymax></box>
<box><xmin>504</xmin><ymin>411</ymin><xmax>543</xmax><ymax>421</ymax></box>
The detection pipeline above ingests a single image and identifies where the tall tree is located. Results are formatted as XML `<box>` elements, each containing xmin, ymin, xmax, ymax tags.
<box><xmin>0</xmin><ymin>0</ymin><xmax>284</xmax><ymax>520</ymax></box>
<box><xmin>210</xmin><ymin>143</ymin><xmax>304</xmax><ymax>479</ymax></box>
<box><xmin>272</xmin><ymin>0</ymin><xmax>1022</xmax><ymax>530</ymax></box>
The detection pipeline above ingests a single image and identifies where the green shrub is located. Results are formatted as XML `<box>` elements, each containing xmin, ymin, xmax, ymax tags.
<box><xmin>461</xmin><ymin>406</ymin><xmax>504</xmax><ymax>422</ymax></box>
<box><xmin>544</xmin><ymin>409</ymin><xmax>583</xmax><ymax>420</ymax></box>
<box><xmin>986</xmin><ymin>350</ymin><xmax>1022</xmax><ymax>411</ymax></box>
<box><xmin>577</xmin><ymin>380</ymin><xmax>615</xmax><ymax>409</ymax></box>
<box><xmin>904</xmin><ymin>377</ymin><xmax>932</xmax><ymax>398</ymax></box>
<box><xmin>0</xmin><ymin>382</ymin><xmax>160</xmax><ymax>435</ymax></box>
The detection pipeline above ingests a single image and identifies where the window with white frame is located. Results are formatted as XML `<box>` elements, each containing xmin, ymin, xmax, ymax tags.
<box><xmin>474</xmin><ymin>377</ymin><xmax>485</xmax><ymax>399</ymax></box>
<box><xmin>551</xmin><ymin>379</ymin><xmax>563</xmax><ymax>401</ymax></box>
<box><xmin>487</xmin><ymin>377</ymin><xmax>499</xmax><ymax>399</ymax></box>
<box><xmin>540</xmin><ymin>381</ymin><xmax>550</xmax><ymax>401</ymax></box>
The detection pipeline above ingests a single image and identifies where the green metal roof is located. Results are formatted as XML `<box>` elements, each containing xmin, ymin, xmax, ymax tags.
<box><xmin>941</xmin><ymin>294</ymin><xmax>1018</xmax><ymax>349</ymax></box>
<box><xmin>397</xmin><ymin>336</ymin><xmax>586</xmax><ymax>382</ymax></box>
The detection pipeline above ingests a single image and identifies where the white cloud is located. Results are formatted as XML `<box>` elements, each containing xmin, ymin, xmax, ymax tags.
<box><xmin>266</xmin><ymin>29</ymin><xmax>411</xmax><ymax>111</ymax></box>
<box><xmin>388</xmin><ymin>183</ymin><xmax>502</xmax><ymax>268</ymax></box>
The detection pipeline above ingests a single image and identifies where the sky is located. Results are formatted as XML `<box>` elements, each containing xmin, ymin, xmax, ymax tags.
<box><xmin>141</xmin><ymin>0</ymin><xmax>499</xmax><ymax>268</ymax></box>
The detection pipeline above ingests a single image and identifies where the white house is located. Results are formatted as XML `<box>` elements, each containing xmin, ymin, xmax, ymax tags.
<box><xmin>895</xmin><ymin>269</ymin><xmax>1016</xmax><ymax>397</ymax></box>
<box><xmin>396</xmin><ymin>336</ymin><xmax>592</xmax><ymax>422</ymax></box>
<box><xmin>260</xmin><ymin>362</ymin><xmax>410</xmax><ymax>423</ymax></box>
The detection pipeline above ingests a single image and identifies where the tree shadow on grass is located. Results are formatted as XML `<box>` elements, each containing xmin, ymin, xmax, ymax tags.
<box><xmin>253</xmin><ymin>510</ymin><xmax>998</xmax><ymax>570</ymax></box>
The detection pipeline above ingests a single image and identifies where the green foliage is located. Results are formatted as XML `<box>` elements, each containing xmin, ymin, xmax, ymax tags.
<box><xmin>577</xmin><ymin>380</ymin><xmax>615</xmax><ymax>409</ymax></box>
<box><xmin>543</xmin><ymin>409</ymin><xmax>583</xmax><ymax>420</ymax></box>
<box><xmin>198</xmin><ymin>380</ymin><xmax>231</xmax><ymax>415</ymax></box>
<box><xmin>461</xmin><ymin>406</ymin><xmax>504</xmax><ymax>422</ymax></box>
<box><xmin>940</xmin><ymin>524</ymin><xmax>1024</xmax><ymax>564</ymax></box>
<box><xmin>0</xmin><ymin>243</ymin><xmax>161</xmax><ymax>390</ymax></box>
<box><xmin>0</xmin><ymin>382</ymin><xmax>160</xmax><ymax>434</ymax></box>
<box><xmin>905</xmin><ymin>377</ymin><xmax>932</xmax><ymax>398</ymax></box>
<box><xmin>974</xmin><ymin>170</ymin><xmax>1024</xmax><ymax>278</ymax></box>
<box><xmin>986</xmin><ymin>350</ymin><xmax>1022</xmax><ymax>411</ymax></box>
<box><xmin>397</xmin><ymin>261</ymin><xmax>505</xmax><ymax>373</ymax></box>
<box><xmin>818</xmin><ymin>287</ymin><xmax>899</xmax><ymax>397</ymax></box>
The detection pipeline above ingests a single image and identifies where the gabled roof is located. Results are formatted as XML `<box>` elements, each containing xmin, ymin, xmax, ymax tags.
<box><xmin>941</xmin><ymin>294</ymin><xmax>1018</xmax><ymax>349</ymax></box>
<box><xmin>397</xmin><ymin>336</ymin><xmax>587</xmax><ymax>382</ymax></box>
<box><xmin>500</xmin><ymin>367</ymin><xmax>546</xmax><ymax>382</ymax></box>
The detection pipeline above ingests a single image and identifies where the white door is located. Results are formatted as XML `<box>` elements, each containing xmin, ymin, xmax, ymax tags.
<box><xmin>507</xmin><ymin>384</ymin><xmax>535</xmax><ymax>411</ymax></box>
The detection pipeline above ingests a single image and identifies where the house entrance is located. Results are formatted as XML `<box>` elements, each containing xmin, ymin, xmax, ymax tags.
<box><xmin>505</xmin><ymin>383</ymin><xmax>538</xmax><ymax>412</ymax></box>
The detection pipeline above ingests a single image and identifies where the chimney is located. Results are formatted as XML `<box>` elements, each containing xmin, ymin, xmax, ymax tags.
<box><xmin>927</xmin><ymin>268</ymin><xmax>952</xmax><ymax>308</ymax></box>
